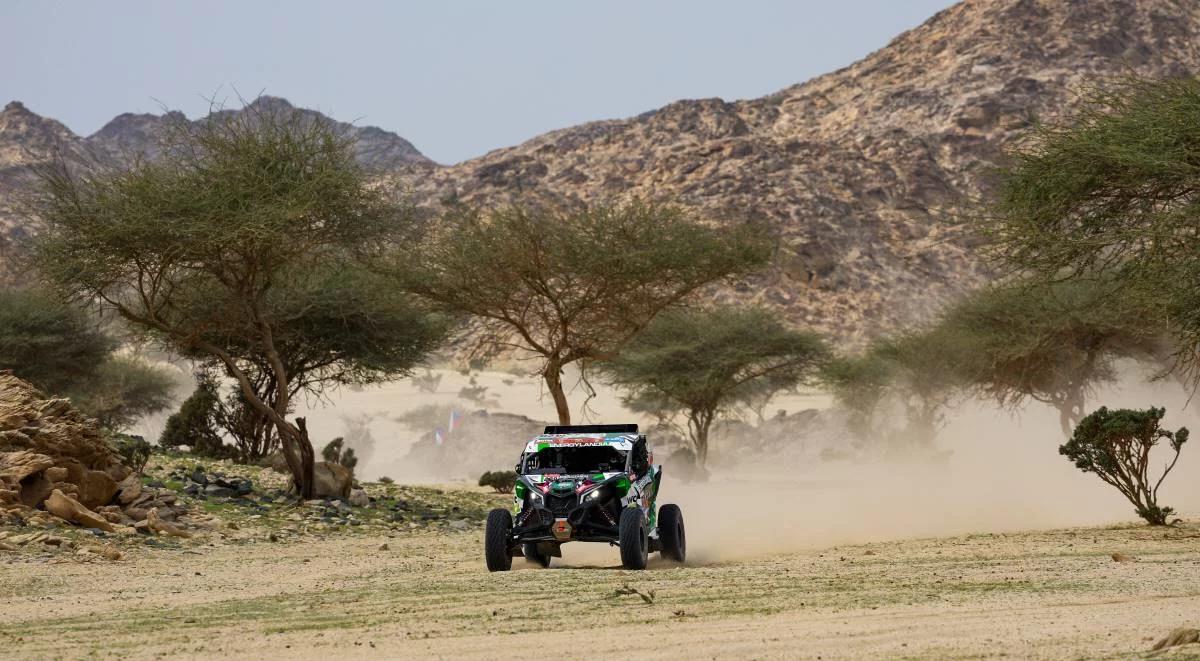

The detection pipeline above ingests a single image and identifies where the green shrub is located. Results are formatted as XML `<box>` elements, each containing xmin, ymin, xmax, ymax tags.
<box><xmin>378</xmin><ymin>476</ymin><xmax>395</xmax><ymax>484</ymax></box>
<box><xmin>160</xmin><ymin>381</ymin><xmax>235</xmax><ymax>459</ymax></box>
<box><xmin>109</xmin><ymin>433</ymin><xmax>153</xmax><ymax>473</ymax></box>
<box><xmin>1061</xmin><ymin>406</ymin><xmax>1188</xmax><ymax>525</ymax></box>
<box><xmin>321</xmin><ymin>437</ymin><xmax>358</xmax><ymax>472</ymax></box>
<box><xmin>478</xmin><ymin>470</ymin><xmax>517</xmax><ymax>493</ymax></box>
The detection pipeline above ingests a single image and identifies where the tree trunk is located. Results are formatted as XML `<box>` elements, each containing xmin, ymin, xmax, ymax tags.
<box><xmin>296</xmin><ymin>417</ymin><xmax>315</xmax><ymax>500</ymax></box>
<box><xmin>688</xmin><ymin>408</ymin><xmax>715</xmax><ymax>467</ymax></box>
<box><xmin>543</xmin><ymin>360</ymin><xmax>571</xmax><ymax>425</ymax></box>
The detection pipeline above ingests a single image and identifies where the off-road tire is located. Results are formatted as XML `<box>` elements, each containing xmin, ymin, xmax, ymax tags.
<box><xmin>658</xmin><ymin>503</ymin><xmax>686</xmax><ymax>563</ymax></box>
<box><xmin>485</xmin><ymin>508</ymin><xmax>513</xmax><ymax>572</ymax></box>
<box><xmin>619</xmin><ymin>507</ymin><xmax>648</xmax><ymax>570</ymax></box>
<box><xmin>523</xmin><ymin>542</ymin><xmax>551</xmax><ymax>568</ymax></box>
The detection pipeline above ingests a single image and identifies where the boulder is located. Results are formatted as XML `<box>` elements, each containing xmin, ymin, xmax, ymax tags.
<box><xmin>0</xmin><ymin>374</ymin><xmax>116</xmax><ymax>469</ymax></box>
<box><xmin>302</xmin><ymin>462</ymin><xmax>353</xmax><ymax>499</ymax></box>
<box><xmin>349</xmin><ymin>488</ymin><xmax>370</xmax><ymax>508</ymax></box>
<box><xmin>115</xmin><ymin>476</ymin><xmax>142</xmax><ymax>505</ymax></box>
<box><xmin>44</xmin><ymin>489</ymin><xmax>115</xmax><ymax>532</ymax></box>
<box><xmin>56</xmin><ymin>458</ymin><xmax>119</xmax><ymax>509</ymax></box>
<box><xmin>0</xmin><ymin>450</ymin><xmax>56</xmax><ymax>507</ymax></box>
<box><xmin>147</xmin><ymin>507</ymin><xmax>191</xmax><ymax>538</ymax></box>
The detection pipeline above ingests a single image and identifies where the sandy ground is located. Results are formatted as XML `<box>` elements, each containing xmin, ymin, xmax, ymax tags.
<box><xmin>2</xmin><ymin>517</ymin><xmax>1199</xmax><ymax>660</ymax></box>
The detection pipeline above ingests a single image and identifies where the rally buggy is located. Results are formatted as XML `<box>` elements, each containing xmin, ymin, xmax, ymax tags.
<box><xmin>484</xmin><ymin>424</ymin><xmax>686</xmax><ymax>571</ymax></box>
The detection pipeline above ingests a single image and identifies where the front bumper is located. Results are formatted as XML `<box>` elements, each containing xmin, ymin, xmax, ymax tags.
<box><xmin>511</xmin><ymin>495</ymin><xmax>619</xmax><ymax>543</ymax></box>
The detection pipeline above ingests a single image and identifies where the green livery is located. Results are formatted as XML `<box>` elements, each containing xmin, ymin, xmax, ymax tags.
<box><xmin>483</xmin><ymin>423</ymin><xmax>686</xmax><ymax>571</ymax></box>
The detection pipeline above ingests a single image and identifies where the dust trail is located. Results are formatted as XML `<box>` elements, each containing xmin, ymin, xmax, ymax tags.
<box><xmin>302</xmin><ymin>366</ymin><xmax>1199</xmax><ymax>567</ymax></box>
<box><xmin>670</xmin><ymin>380</ymin><xmax>1200</xmax><ymax>563</ymax></box>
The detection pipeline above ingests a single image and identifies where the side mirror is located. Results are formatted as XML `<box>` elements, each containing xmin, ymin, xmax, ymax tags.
<box><xmin>514</xmin><ymin>462</ymin><xmax>522</xmax><ymax>474</ymax></box>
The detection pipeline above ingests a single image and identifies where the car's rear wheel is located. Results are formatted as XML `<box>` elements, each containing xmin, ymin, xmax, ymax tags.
<box><xmin>523</xmin><ymin>542</ymin><xmax>551</xmax><ymax>568</ymax></box>
<box><xmin>658</xmin><ymin>503</ymin><xmax>686</xmax><ymax>563</ymax></box>
<box><xmin>485</xmin><ymin>508</ymin><xmax>513</xmax><ymax>572</ymax></box>
<box><xmin>619</xmin><ymin>507</ymin><xmax>648</xmax><ymax>570</ymax></box>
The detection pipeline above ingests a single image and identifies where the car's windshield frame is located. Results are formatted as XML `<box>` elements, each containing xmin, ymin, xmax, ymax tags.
<box><xmin>519</xmin><ymin>445</ymin><xmax>628</xmax><ymax>475</ymax></box>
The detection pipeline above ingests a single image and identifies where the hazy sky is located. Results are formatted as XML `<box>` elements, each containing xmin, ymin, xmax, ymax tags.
<box><xmin>3</xmin><ymin>1</ymin><xmax>954</xmax><ymax>164</ymax></box>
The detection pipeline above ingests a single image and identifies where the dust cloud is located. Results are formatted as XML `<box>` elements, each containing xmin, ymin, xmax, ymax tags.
<box><xmin>165</xmin><ymin>363</ymin><xmax>1200</xmax><ymax>564</ymax></box>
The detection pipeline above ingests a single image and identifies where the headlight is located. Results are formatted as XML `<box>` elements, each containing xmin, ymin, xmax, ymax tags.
<box><xmin>529</xmin><ymin>490</ymin><xmax>544</xmax><ymax>506</ymax></box>
<box><xmin>583</xmin><ymin>487</ymin><xmax>604</xmax><ymax>503</ymax></box>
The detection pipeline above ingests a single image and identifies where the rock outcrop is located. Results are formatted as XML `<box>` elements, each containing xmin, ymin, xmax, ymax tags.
<box><xmin>0</xmin><ymin>373</ymin><xmax>193</xmax><ymax>532</ymax></box>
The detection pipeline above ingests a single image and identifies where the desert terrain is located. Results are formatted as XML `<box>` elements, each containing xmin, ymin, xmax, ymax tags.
<box><xmin>4</xmin><ymin>369</ymin><xmax>1200</xmax><ymax>659</ymax></box>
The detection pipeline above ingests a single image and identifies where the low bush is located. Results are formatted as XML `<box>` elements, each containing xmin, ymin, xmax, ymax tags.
<box><xmin>478</xmin><ymin>470</ymin><xmax>517</xmax><ymax>493</ymax></box>
<box><xmin>1062</xmin><ymin>406</ymin><xmax>1188</xmax><ymax>525</ymax></box>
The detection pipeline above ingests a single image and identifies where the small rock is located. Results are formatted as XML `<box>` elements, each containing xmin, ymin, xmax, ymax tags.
<box><xmin>147</xmin><ymin>508</ymin><xmax>191</xmax><ymax>538</ymax></box>
<box><xmin>87</xmin><ymin>545</ymin><xmax>122</xmax><ymax>561</ymax></box>
<box><xmin>1111</xmin><ymin>553</ymin><xmax>1136</xmax><ymax>563</ymax></box>
<box><xmin>378</xmin><ymin>543</ymin><xmax>389</xmax><ymax>551</ymax></box>
<box><xmin>349</xmin><ymin>488</ymin><xmax>370</xmax><ymax>508</ymax></box>
<box><xmin>449</xmin><ymin>519</ymin><xmax>470</xmax><ymax>531</ymax></box>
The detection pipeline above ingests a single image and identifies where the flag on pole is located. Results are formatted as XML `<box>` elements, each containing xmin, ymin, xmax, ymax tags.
<box><xmin>448</xmin><ymin>409</ymin><xmax>459</xmax><ymax>434</ymax></box>
<box><xmin>434</xmin><ymin>428</ymin><xmax>444</xmax><ymax>446</ymax></box>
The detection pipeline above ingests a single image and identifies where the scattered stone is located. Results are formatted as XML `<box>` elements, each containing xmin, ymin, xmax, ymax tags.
<box><xmin>378</xmin><ymin>543</ymin><xmax>389</xmax><ymax>551</ymax></box>
<box><xmin>87</xmin><ymin>545</ymin><xmax>122</xmax><ymax>561</ymax></box>
<box><xmin>349</xmin><ymin>488</ymin><xmax>369</xmax><ymax>508</ymax></box>
<box><xmin>147</xmin><ymin>507</ymin><xmax>191</xmax><ymax>538</ymax></box>
<box><xmin>1111</xmin><ymin>553</ymin><xmax>1136</xmax><ymax>563</ymax></box>
<box><xmin>449</xmin><ymin>519</ymin><xmax>470</xmax><ymax>531</ymax></box>
<box><xmin>44</xmin><ymin>489</ymin><xmax>115</xmax><ymax>532</ymax></box>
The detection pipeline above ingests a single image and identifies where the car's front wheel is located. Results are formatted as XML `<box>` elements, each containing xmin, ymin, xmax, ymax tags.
<box><xmin>485</xmin><ymin>508</ymin><xmax>513</xmax><ymax>572</ymax></box>
<box><xmin>619</xmin><ymin>507</ymin><xmax>648</xmax><ymax>570</ymax></box>
<box><xmin>658</xmin><ymin>503</ymin><xmax>686</xmax><ymax>563</ymax></box>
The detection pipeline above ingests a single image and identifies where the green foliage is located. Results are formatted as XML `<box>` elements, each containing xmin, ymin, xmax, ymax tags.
<box><xmin>942</xmin><ymin>279</ymin><xmax>1163</xmax><ymax>435</ymax></box>
<box><xmin>321</xmin><ymin>437</ymin><xmax>359</xmax><ymax>473</ymax></box>
<box><xmin>478</xmin><ymin>470</ymin><xmax>517</xmax><ymax>493</ymax></box>
<box><xmin>108</xmin><ymin>432</ymin><xmax>152</xmax><ymax>473</ymax></box>
<box><xmin>30</xmin><ymin>99</ymin><xmax>445</xmax><ymax>496</ymax></box>
<box><xmin>378</xmin><ymin>476</ymin><xmax>395</xmax><ymax>484</ymax></box>
<box><xmin>396</xmin><ymin>199</ymin><xmax>772</xmax><ymax>424</ymax></box>
<box><xmin>1061</xmin><ymin>406</ymin><xmax>1188</xmax><ymax>525</ymax></box>
<box><xmin>0</xmin><ymin>288</ymin><xmax>115</xmax><ymax>394</ymax></box>
<box><xmin>160</xmin><ymin>381</ymin><xmax>235</xmax><ymax>459</ymax></box>
<box><xmin>0</xmin><ymin>288</ymin><xmax>176</xmax><ymax>430</ymax></box>
<box><xmin>70</xmin><ymin>357</ymin><xmax>178</xmax><ymax>431</ymax></box>
<box><xmin>984</xmin><ymin>75</ymin><xmax>1200</xmax><ymax>379</ymax></box>
<box><xmin>600</xmin><ymin>306</ymin><xmax>827</xmax><ymax>465</ymax></box>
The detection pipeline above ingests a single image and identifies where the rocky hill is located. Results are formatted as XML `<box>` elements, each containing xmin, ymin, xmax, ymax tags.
<box><xmin>394</xmin><ymin>0</ymin><xmax>1200</xmax><ymax>340</ymax></box>
<box><xmin>3</xmin><ymin>0</ymin><xmax>1200</xmax><ymax>340</ymax></box>
<box><xmin>0</xmin><ymin>97</ymin><xmax>430</xmax><ymax>278</ymax></box>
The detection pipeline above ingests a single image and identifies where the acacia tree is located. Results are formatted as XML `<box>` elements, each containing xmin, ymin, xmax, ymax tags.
<box><xmin>600</xmin><ymin>306</ymin><xmax>827</xmax><ymax>466</ymax></box>
<box><xmin>397</xmin><ymin>201</ymin><xmax>770</xmax><ymax>424</ymax></box>
<box><xmin>0</xmin><ymin>287</ymin><xmax>176</xmax><ymax>430</ymax></box>
<box><xmin>942</xmin><ymin>279</ymin><xmax>1163</xmax><ymax>436</ymax></box>
<box><xmin>823</xmin><ymin>326</ymin><xmax>968</xmax><ymax>450</ymax></box>
<box><xmin>985</xmin><ymin>75</ymin><xmax>1200</xmax><ymax>380</ymax></box>
<box><xmin>1061</xmin><ymin>406</ymin><xmax>1188</xmax><ymax>525</ymax></box>
<box><xmin>29</xmin><ymin>103</ymin><xmax>445</xmax><ymax>496</ymax></box>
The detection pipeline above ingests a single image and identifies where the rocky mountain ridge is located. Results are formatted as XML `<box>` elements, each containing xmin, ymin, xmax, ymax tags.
<box><xmin>3</xmin><ymin>0</ymin><xmax>1200</xmax><ymax>340</ymax></box>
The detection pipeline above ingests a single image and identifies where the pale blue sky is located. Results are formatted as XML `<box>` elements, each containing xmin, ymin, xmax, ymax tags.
<box><xmin>2</xmin><ymin>1</ymin><xmax>954</xmax><ymax>164</ymax></box>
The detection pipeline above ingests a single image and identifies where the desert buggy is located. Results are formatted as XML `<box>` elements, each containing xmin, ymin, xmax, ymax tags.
<box><xmin>484</xmin><ymin>424</ymin><xmax>685</xmax><ymax>571</ymax></box>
